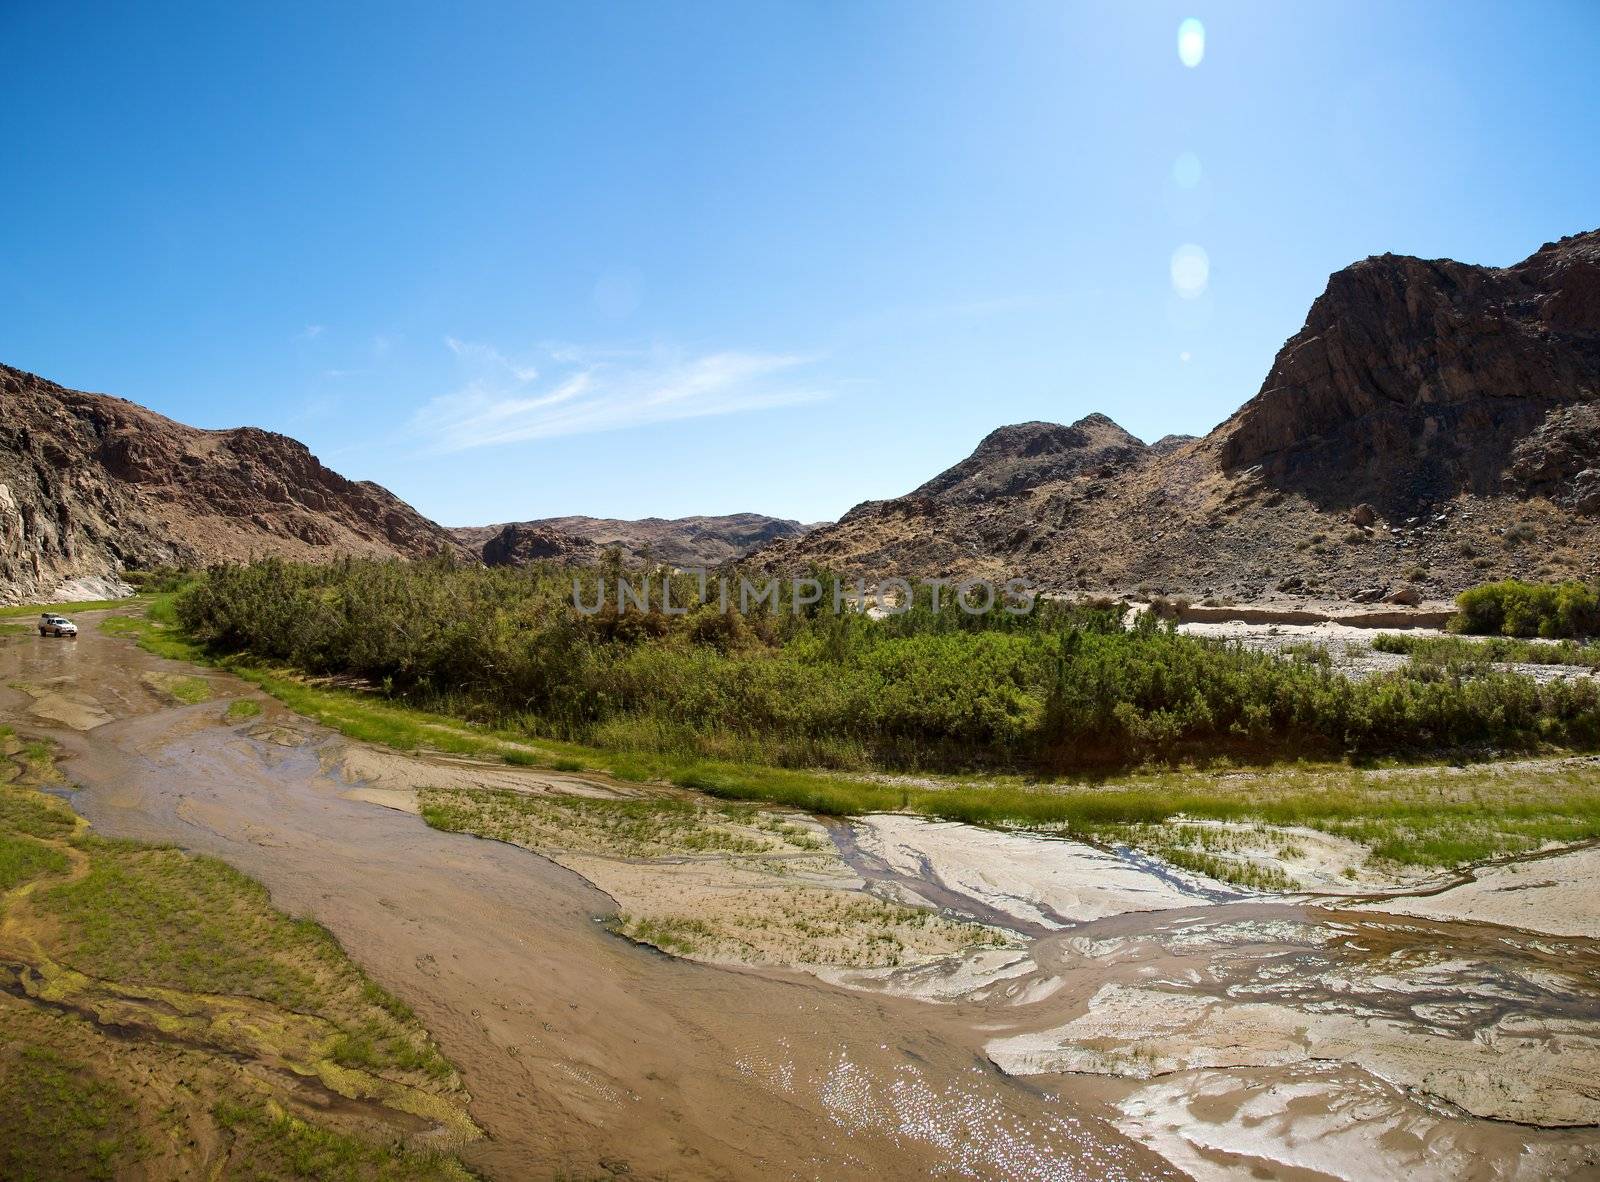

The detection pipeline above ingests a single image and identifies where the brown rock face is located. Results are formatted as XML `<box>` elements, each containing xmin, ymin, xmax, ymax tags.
<box><xmin>828</xmin><ymin>414</ymin><xmax>1149</xmax><ymax>536</ymax></box>
<box><xmin>0</xmin><ymin>363</ymin><xmax>461</xmax><ymax>601</ymax></box>
<box><xmin>904</xmin><ymin>416</ymin><xmax>1148</xmax><ymax>505</ymax></box>
<box><xmin>1217</xmin><ymin>229</ymin><xmax>1600</xmax><ymax>511</ymax></box>
<box><xmin>759</xmin><ymin>414</ymin><xmax>1160</xmax><ymax>580</ymax></box>
<box><xmin>1507</xmin><ymin>402</ymin><xmax>1600</xmax><ymax>514</ymax></box>
<box><xmin>456</xmin><ymin>513</ymin><xmax>814</xmax><ymax>569</ymax></box>
<box><xmin>479</xmin><ymin>524</ymin><xmax>600</xmax><ymax>567</ymax></box>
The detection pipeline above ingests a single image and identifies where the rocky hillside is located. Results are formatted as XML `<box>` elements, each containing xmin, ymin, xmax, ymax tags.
<box><xmin>0</xmin><ymin>364</ymin><xmax>459</xmax><ymax>602</ymax></box>
<box><xmin>454</xmin><ymin>513</ymin><xmax>813</xmax><ymax>569</ymax></box>
<box><xmin>1217</xmin><ymin>229</ymin><xmax>1600</xmax><ymax>511</ymax></box>
<box><xmin>758</xmin><ymin>230</ymin><xmax>1600</xmax><ymax>604</ymax></box>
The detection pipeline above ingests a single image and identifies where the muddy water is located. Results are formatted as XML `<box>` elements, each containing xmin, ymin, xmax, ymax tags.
<box><xmin>0</xmin><ymin>619</ymin><xmax>1177</xmax><ymax>1181</ymax></box>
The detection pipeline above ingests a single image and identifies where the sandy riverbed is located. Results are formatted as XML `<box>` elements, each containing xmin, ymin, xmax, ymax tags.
<box><xmin>1178</xmin><ymin>618</ymin><xmax>1600</xmax><ymax>684</ymax></box>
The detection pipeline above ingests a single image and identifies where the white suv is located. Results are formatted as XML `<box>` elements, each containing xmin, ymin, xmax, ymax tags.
<box><xmin>39</xmin><ymin>614</ymin><xmax>78</xmax><ymax>638</ymax></box>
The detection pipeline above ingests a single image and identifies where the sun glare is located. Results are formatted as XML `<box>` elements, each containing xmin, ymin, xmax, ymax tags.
<box><xmin>1170</xmin><ymin>243</ymin><xmax>1209</xmax><ymax>299</ymax></box>
<box><xmin>1173</xmin><ymin>150</ymin><xmax>1203</xmax><ymax>189</ymax></box>
<box><xmin>1177</xmin><ymin>18</ymin><xmax>1205</xmax><ymax>68</ymax></box>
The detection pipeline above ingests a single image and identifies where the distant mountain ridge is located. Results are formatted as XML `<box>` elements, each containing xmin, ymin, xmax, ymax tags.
<box><xmin>7</xmin><ymin>227</ymin><xmax>1598</xmax><ymax>607</ymax></box>
<box><xmin>0</xmin><ymin>363</ymin><xmax>459</xmax><ymax>602</ymax></box>
<box><xmin>757</xmin><ymin>229</ymin><xmax>1600</xmax><ymax>602</ymax></box>
<box><xmin>453</xmin><ymin>513</ymin><xmax>815</xmax><ymax>569</ymax></box>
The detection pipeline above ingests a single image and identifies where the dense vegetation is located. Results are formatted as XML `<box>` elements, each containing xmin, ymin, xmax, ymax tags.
<box><xmin>172</xmin><ymin>558</ymin><xmax>1600</xmax><ymax>773</ymax></box>
<box><xmin>1453</xmin><ymin>579</ymin><xmax>1600</xmax><ymax>638</ymax></box>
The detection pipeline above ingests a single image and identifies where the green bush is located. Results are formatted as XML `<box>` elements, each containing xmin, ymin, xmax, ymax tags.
<box><xmin>1453</xmin><ymin>580</ymin><xmax>1600</xmax><ymax>638</ymax></box>
<box><xmin>172</xmin><ymin>559</ymin><xmax>1600</xmax><ymax>773</ymax></box>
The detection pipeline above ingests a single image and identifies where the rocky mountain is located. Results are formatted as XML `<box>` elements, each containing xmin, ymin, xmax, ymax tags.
<box><xmin>1217</xmin><ymin>229</ymin><xmax>1600</xmax><ymax>512</ymax></box>
<box><xmin>907</xmin><ymin>416</ymin><xmax>1146</xmax><ymax>503</ymax></box>
<box><xmin>0</xmin><ymin>363</ymin><xmax>460</xmax><ymax>602</ymax></box>
<box><xmin>758</xmin><ymin>229</ymin><xmax>1600</xmax><ymax>604</ymax></box>
<box><xmin>454</xmin><ymin>513</ymin><xmax>814</xmax><ymax>569</ymax></box>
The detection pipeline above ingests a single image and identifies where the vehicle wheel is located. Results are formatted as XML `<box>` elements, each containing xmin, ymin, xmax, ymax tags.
<box><xmin>39</xmin><ymin>628</ymin><xmax>47</xmax><ymax>637</ymax></box>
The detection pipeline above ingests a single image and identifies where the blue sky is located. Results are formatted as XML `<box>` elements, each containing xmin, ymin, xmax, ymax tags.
<box><xmin>3</xmin><ymin>2</ymin><xmax>1597</xmax><ymax>526</ymax></box>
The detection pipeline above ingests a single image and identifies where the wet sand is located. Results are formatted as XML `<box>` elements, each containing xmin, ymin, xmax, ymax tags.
<box><xmin>5</xmin><ymin>615</ymin><xmax>1600</xmax><ymax>1180</ymax></box>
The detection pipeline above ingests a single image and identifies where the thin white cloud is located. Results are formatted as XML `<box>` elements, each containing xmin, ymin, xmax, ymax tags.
<box><xmin>413</xmin><ymin>344</ymin><xmax>826</xmax><ymax>451</ymax></box>
<box><xmin>444</xmin><ymin>336</ymin><xmax>539</xmax><ymax>383</ymax></box>
<box><xmin>298</xmin><ymin>324</ymin><xmax>325</xmax><ymax>340</ymax></box>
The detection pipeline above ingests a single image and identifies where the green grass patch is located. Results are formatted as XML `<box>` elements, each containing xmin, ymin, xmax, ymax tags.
<box><xmin>149</xmin><ymin>673</ymin><xmax>212</xmax><ymax>704</ymax></box>
<box><xmin>225</xmin><ymin>699</ymin><xmax>264</xmax><ymax>722</ymax></box>
<box><xmin>37</xmin><ymin>838</ymin><xmax>453</xmax><ymax>1080</ymax></box>
<box><xmin>0</xmin><ymin>831</ymin><xmax>70</xmax><ymax>892</ymax></box>
<box><xmin>41</xmin><ymin>840</ymin><xmax>340</xmax><ymax>1006</ymax></box>
<box><xmin>420</xmin><ymin>789</ymin><xmax>778</xmax><ymax>858</ymax></box>
<box><xmin>100</xmin><ymin>599</ymin><xmax>205</xmax><ymax>662</ymax></box>
<box><xmin>212</xmin><ymin>1099</ymin><xmax>470</xmax><ymax>1182</ymax></box>
<box><xmin>0</xmin><ymin>598</ymin><xmax>138</xmax><ymax>619</ymax></box>
<box><xmin>0</xmin><ymin>782</ymin><xmax>79</xmax><ymax>837</ymax></box>
<box><xmin>0</xmin><ymin>1044</ymin><xmax>146</xmax><ymax>1181</ymax></box>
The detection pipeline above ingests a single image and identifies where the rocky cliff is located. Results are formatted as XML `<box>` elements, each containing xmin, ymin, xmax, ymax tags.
<box><xmin>758</xmin><ymin>230</ymin><xmax>1600</xmax><ymax>602</ymax></box>
<box><xmin>0</xmin><ymin>363</ymin><xmax>459</xmax><ymax>602</ymax></box>
<box><xmin>1216</xmin><ymin>229</ymin><xmax>1600</xmax><ymax>511</ymax></box>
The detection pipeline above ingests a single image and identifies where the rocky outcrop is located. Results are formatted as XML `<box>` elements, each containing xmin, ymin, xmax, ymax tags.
<box><xmin>456</xmin><ymin>513</ymin><xmax>814</xmax><ymax>569</ymax></box>
<box><xmin>479</xmin><ymin>523</ymin><xmax>600</xmax><ymax>568</ymax></box>
<box><xmin>1507</xmin><ymin>402</ymin><xmax>1600</xmax><ymax>514</ymax></box>
<box><xmin>758</xmin><ymin>413</ymin><xmax>1165</xmax><ymax>578</ymax></box>
<box><xmin>1216</xmin><ymin>229</ymin><xmax>1600</xmax><ymax>511</ymax></box>
<box><xmin>0</xmin><ymin>363</ymin><xmax>460</xmax><ymax>601</ymax></box>
<box><xmin>905</xmin><ymin>416</ymin><xmax>1148</xmax><ymax>505</ymax></box>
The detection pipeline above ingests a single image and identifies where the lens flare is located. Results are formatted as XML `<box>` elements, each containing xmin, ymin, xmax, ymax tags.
<box><xmin>1173</xmin><ymin>151</ymin><xmax>1202</xmax><ymax>189</ymax></box>
<box><xmin>1171</xmin><ymin>244</ymin><xmax>1209</xmax><ymax>299</ymax></box>
<box><xmin>1177</xmin><ymin>18</ymin><xmax>1205</xmax><ymax>68</ymax></box>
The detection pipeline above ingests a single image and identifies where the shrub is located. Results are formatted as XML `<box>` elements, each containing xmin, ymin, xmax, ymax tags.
<box><xmin>1453</xmin><ymin>580</ymin><xmax>1600</xmax><ymax>639</ymax></box>
<box><xmin>173</xmin><ymin>560</ymin><xmax>1600</xmax><ymax>774</ymax></box>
